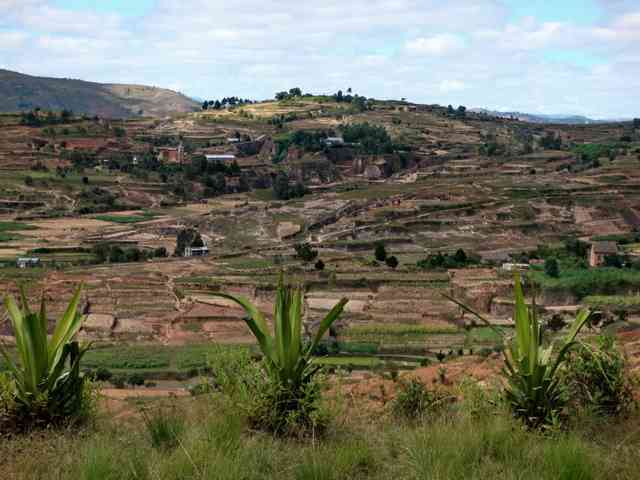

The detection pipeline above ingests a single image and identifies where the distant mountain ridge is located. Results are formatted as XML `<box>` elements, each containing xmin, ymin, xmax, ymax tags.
<box><xmin>469</xmin><ymin>108</ymin><xmax>621</xmax><ymax>125</ymax></box>
<box><xmin>0</xmin><ymin>69</ymin><xmax>200</xmax><ymax>118</ymax></box>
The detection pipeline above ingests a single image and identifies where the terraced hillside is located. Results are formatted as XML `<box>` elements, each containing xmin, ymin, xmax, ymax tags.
<box><xmin>0</xmin><ymin>94</ymin><xmax>639</xmax><ymax>357</ymax></box>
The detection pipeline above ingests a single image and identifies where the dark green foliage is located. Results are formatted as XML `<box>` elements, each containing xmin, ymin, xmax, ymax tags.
<box><xmin>453</xmin><ymin>249</ymin><xmax>467</xmax><ymax>264</ymax></box>
<box><xmin>110</xmin><ymin>376</ymin><xmax>126</xmax><ymax>389</ymax></box>
<box><xmin>340</xmin><ymin>122</ymin><xmax>395</xmax><ymax>154</ymax></box>
<box><xmin>294</xmin><ymin>243</ymin><xmax>318</xmax><ymax>262</ymax></box>
<box><xmin>563</xmin><ymin>335</ymin><xmax>634</xmax><ymax>416</ymax></box>
<box><xmin>385</xmin><ymin>256</ymin><xmax>399</xmax><ymax>269</ymax></box>
<box><xmin>417</xmin><ymin>250</ymin><xmax>480</xmax><ymax>270</ymax></box>
<box><xmin>544</xmin><ymin>258</ymin><xmax>560</xmax><ymax>278</ymax></box>
<box><xmin>94</xmin><ymin>368</ymin><xmax>112</xmax><ymax>382</ymax></box>
<box><xmin>314</xmin><ymin>259</ymin><xmax>325</xmax><ymax>271</ymax></box>
<box><xmin>0</xmin><ymin>286</ymin><xmax>91</xmax><ymax>429</ymax></box>
<box><xmin>92</xmin><ymin>243</ymin><xmax>154</xmax><ymax>264</ymax></box>
<box><xmin>540</xmin><ymin>131</ymin><xmax>562</xmax><ymax>150</ymax></box>
<box><xmin>175</xmin><ymin>228</ymin><xmax>203</xmax><ymax>256</ymax></box>
<box><xmin>24</xmin><ymin>175</ymin><xmax>34</xmax><ymax>186</ymax></box>
<box><xmin>374</xmin><ymin>241</ymin><xmax>387</xmax><ymax>262</ymax></box>
<box><xmin>20</xmin><ymin>109</ymin><xmax>74</xmax><ymax>127</ymax></box>
<box><xmin>604</xmin><ymin>254</ymin><xmax>624</xmax><ymax>268</ymax></box>
<box><xmin>127</xmin><ymin>373</ymin><xmax>145</xmax><ymax>387</ymax></box>
<box><xmin>272</xmin><ymin>171</ymin><xmax>307</xmax><ymax>200</ymax></box>
<box><xmin>391</xmin><ymin>378</ymin><xmax>446</xmax><ymax>420</ymax></box>
<box><xmin>530</xmin><ymin>268</ymin><xmax>640</xmax><ymax>299</ymax></box>
<box><xmin>574</xmin><ymin>143</ymin><xmax>618</xmax><ymax>167</ymax></box>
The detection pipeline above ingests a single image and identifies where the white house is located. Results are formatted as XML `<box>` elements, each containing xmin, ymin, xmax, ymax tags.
<box><xmin>184</xmin><ymin>245</ymin><xmax>209</xmax><ymax>257</ymax></box>
<box><xmin>17</xmin><ymin>257</ymin><xmax>40</xmax><ymax>268</ymax></box>
<box><xmin>324</xmin><ymin>137</ymin><xmax>345</xmax><ymax>147</ymax></box>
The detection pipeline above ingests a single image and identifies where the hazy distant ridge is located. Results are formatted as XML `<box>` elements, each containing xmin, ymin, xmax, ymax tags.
<box><xmin>469</xmin><ymin>107</ymin><xmax>621</xmax><ymax>124</ymax></box>
<box><xmin>0</xmin><ymin>69</ymin><xmax>200</xmax><ymax>118</ymax></box>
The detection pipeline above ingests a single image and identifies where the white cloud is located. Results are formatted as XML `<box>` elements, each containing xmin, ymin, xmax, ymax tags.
<box><xmin>0</xmin><ymin>30</ymin><xmax>27</xmax><ymax>49</ymax></box>
<box><xmin>439</xmin><ymin>79</ymin><xmax>467</xmax><ymax>93</ymax></box>
<box><xmin>0</xmin><ymin>1</ymin><xmax>639</xmax><ymax>117</ymax></box>
<box><xmin>405</xmin><ymin>34</ymin><xmax>465</xmax><ymax>56</ymax></box>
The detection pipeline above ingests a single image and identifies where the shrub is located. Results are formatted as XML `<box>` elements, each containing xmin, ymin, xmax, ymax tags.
<box><xmin>563</xmin><ymin>335</ymin><xmax>634</xmax><ymax>416</ymax></box>
<box><xmin>544</xmin><ymin>258</ymin><xmax>560</xmax><ymax>278</ymax></box>
<box><xmin>446</xmin><ymin>273</ymin><xmax>592</xmax><ymax>429</ymax></box>
<box><xmin>212</xmin><ymin>275</ymin><xmax>347</xmax><ymax>436</ymax></box>
<box><xmin>385</xmin><ymin>256</ymin><xmax>399</xmax><ymax>269</ymax></box>
<box><xmin>127</xmin><ymin>373</ymin><xmax>145</xmax><ymax>387</ymax></box>
<box><xmin>94</xmin><ymin>367</ymin><xmax>112</xmax><ymax>382</ymax></box>
<box><xmin>294</xmin><ymin>242</ymin><xmax>318</xmax><ymax>262</ymax></box>
<box><xmin>0</xmin><ymin>285</ymin><xmax>91</xmax><ymax>428</ymax></box>
<box><xmin>391</xmin><ymin>378</ymin><xmax>447</xmax><ymax>420</ymax></box>
<box><xmin>315</xmin><ymin>259</ymin><xmax>325</xmax><ymax>271</ymax></box>
<box><xmin>110</xmin><ymin>375</ymin><xmax>126</xmax><ymax>389</ymax></box>
<box><xmin>374</xmin><ymin>241</ymin><xmax>387</xmax><ymax>262</ymax></box>
<box><xmin>142</xmin><ymin>407</ymin><xmax>185</xmax><ymax>450</ymax></box>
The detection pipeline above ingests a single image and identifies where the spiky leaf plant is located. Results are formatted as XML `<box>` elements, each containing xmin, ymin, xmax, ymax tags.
<box><xmin>0</xmin><ymin>284</ymin><xmax>90</xmax><ymax>424</ymax></box>
<box><xmin>445</xmin><ymin>273</ymin><xmax>592</xmax><ymax>428</ymax></box>
<box><xmin>212</xmin><ymin>276</ymin><xmax>347</xmax><ymax>434</ymax></box>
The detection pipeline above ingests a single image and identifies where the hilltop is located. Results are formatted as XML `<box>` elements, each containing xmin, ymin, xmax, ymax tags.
<box><xmin>0</xmin><ymin>69</ymin><xmax>200</xmax><ymax>118</ymax></box>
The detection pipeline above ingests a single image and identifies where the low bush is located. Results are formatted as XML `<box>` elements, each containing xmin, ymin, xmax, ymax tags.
<box><xmin>391</xmin><ymin>378</ymin><xmax>448</xmax><ymax>420</ymax></box>
<box><xmin>563</xmin><ymin>335</ymin><xmax>635</xmax><ymax>416</ymax></box>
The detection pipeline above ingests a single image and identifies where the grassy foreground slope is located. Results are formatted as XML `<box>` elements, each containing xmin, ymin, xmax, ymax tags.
<box><xmin>2</xmin><ymin>392</ymin><xmax>638</xmax><ymax>480</ymax></box>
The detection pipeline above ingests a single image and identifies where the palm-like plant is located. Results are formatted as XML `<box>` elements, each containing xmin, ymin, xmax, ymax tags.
<box><xmin>445</xmin><ymin>273</ymin><xmax>592</xmax><ymax>428</ymax></box>
<box><xmin>212</xmin><ymin>276</ymin><xmax>347</xmax><ymax>432</ymax></box>
<box><xmin>0</xmin><ymin>284</ymin><xmax>90</xmax><ymax>423</ymax></box>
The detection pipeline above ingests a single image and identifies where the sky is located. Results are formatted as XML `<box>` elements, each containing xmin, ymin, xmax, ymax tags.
<box><xmin>1</xmin><ymin>0</ymin><xmax>639</xmax><ymax>118</ymax></box>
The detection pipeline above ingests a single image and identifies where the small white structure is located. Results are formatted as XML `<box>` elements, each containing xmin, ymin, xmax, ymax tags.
<box><xmin>501</xmin><ymin>263</ymin><xmax>530</xmax><ymax>272</ymax></box>
<box><xmin>17</xmin><ymin>257</ymin><xmax>40</xmax><ymax>268</ymax></box>
<box><xmin>226</xmin><ymin>137</ymin><xmax>240</xmax><ymax>143</ymax></box>
<box><xmin>324</xmin><ymin>137</ymin><xmax>345</xmax><ymax>147</ymax></box>
<box><xmin>184</xmin><ymin>245</ymin><xmax>209</xmax><ymax>257</ymax></box>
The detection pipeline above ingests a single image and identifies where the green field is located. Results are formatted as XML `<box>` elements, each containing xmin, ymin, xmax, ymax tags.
<box><xmin>529</xmin><ymin>268</ymin><xmax>640</xmax><ymax>298</ymax></box>
<box><xmin>584</xmin><ymin>295</ymin><xmax>640</xmax><ymax>312</ymax></box>
<box><xmin>93</xmin><ymin>212</ymin><xmax>156</xmax><ymax>224</ymax></box>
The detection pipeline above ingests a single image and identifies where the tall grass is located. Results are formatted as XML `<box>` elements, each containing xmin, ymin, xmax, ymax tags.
<box><xmin>4</xmin><ymin>395</ymin><xmax>638</xmax><ymax>480</ymax></box>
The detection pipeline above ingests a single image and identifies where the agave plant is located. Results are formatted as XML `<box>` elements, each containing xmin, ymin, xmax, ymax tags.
<box><xmin>445</xmin><ymin>273</ymin><xmax>592</xmax><ymax>428</ymax></box>
<box><xmin>0</xmin><ymin>284</ymin><xmax>90</xmax><ymax>422</ymax></box>
<box><xmin>212</xmin><ymin>277</ymin><xmax>347</xmax><ymax>432</ymax></box>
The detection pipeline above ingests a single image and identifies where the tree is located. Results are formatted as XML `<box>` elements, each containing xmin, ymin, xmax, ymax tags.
<box><xmin>24</xmin><ymin>175</ymin><xmax>34</xmax><ymax>186</ymax></box>
<box><xmin>314</xmin><ymin>259</ymin><xmax>325</xmax><ymax>271</ymax></box>
<box><xmin>288</xmin><ymin>87</ymin><xmax>302</xmax><ymax>97</ymax></box>
<box><xmin>294</xmin><ymin>243</ymin><xmax>318</xmax><ymax>262</ymax></box>
<box><xmin>202</xmin><ymin>100</ymin><xmax>209</xmax><ymax>110</ymax></box>
<box><xmin>453</xmin><ymin>249</ymin><xmax>467</xmax><ymax>264</ymax></box>
<box><xmin>374</xmin><ymin>241</ymin><xmax>387</xmax><ymax>262</ymax></box>
<box><xmin>633</xmin><ymin>118</ymin><xmax>640</xmax><ymax>129</ymax></box>
<box><xmin>385</xmin><ymin>256</ymin><xmax>399</xmax><ymax>269</ymax></box>
<box><xmin>273</xmin><ymin>171</ymin><xmax>291</xmax><ymax>200</ymax></box>
<box><xmin>604</xmin><ymin>254</ymin><xmax>624</xmax><ymax>268</ymax></box>
<box><xmin>82</xmin><ymin>176</ymin><xmax>89</xmax><ymax>185</ymax></box>
<box><xmin>544</xmin><ymin>258</ymin><xmax>560</xmax><ymax>278</ymax></box>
